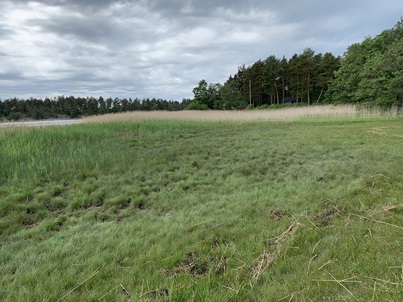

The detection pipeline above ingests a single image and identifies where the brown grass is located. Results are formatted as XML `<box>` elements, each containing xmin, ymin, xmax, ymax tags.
<box><xmin>83</xmin><ymin>105</ymin><xmax>401</xmax><ymax>123</ymax></box>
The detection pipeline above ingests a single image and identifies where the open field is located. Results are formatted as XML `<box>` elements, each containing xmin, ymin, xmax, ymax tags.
<box><xmin>1</xmin><ymin>112</ymin><xmax>402</xmax><ymax>301</ymax></box>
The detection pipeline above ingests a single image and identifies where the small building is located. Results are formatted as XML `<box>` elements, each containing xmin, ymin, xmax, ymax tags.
<box><xmin>282</xmin><ymin>97</ymin><xmax>301</xmax><ymax>103</ymax></box>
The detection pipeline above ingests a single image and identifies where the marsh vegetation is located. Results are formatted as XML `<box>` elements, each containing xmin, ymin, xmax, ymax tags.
<box><xmin>1</xmin><ymin>109</ymin><xmax>402</xmax><ymax>301</ymax></box>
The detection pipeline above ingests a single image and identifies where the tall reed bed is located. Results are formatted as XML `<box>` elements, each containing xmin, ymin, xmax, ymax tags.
<box><xmin>83</xmin><ymin>104</ymin><xmax>402</xmax><ymax>123</ymax></box>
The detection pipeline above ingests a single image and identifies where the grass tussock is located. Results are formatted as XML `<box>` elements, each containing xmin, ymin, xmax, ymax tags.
<box><xmin>1</xmin><ymin>115</ymin><xmax>403</xmax><ymax>301</ymax></box>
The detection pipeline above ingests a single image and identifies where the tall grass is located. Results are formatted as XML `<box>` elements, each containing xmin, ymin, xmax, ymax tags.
<box><xmin>1</xmin><ymin>116</ymin><xmax>402</xmax><ymax>301</ymax></box>
<box><xmin>83</xmin><ymin>104</ymin><xmax>402</xmax><ymax>123</ymax></box>
<box><xmin>0</xmin><ymin>125</ymin><xmax>111</xmax><ymax>184</ymax></box>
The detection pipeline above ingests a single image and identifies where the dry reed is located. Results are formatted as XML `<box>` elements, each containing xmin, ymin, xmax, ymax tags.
<box><xmin>57</xmin><ymin>268</ymin><xmax>100</xmax><ymax>302</ymax></box>
<box><xmin>251</xmin><ymin>221</ymin><xmax>302</xmax><ymax>284</ymax></box>
<box><xmin>83</xmin><ymin>105</ymin><xmax>401</xmax><ymax>123</ymax></box>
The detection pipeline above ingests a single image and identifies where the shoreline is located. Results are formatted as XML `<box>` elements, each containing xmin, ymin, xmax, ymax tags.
<box><xmin>0</xmin><ymin>119</ymin><xmax>83</xmax><ymax>127</ymax></box>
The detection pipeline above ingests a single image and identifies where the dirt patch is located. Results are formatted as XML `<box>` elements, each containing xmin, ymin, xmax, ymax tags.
<box><xmin>310</xmin><ymin>201</ymin><xmax>344</xmax><ymax>228</ymax></box>
<box><xmin>141</xmin><ymin>288</ymin><xmax>169</xmax><ymax>300</ymax></box>
<box><xmin>310</xmin><ymin>210</ymin><xmax>336</xmax><ymax>227</ymax></box>
<box><xmin>164</xmin><ymin>252</ymin><xmax>226</xmax><ymax>277</ymax></box>
<box><xmin>268</xmin><ymin>210</ymin><xmax>290</xmax><ymax>221</ymax></box>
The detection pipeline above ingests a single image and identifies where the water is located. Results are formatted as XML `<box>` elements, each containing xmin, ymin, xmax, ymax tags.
<box><xmin>0</xmin><ymin>119</ymin><xmax>83</xmax><ymax>127</ymax></box>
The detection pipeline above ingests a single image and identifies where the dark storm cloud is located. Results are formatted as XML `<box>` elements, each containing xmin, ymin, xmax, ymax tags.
<box><xmin>0</xmin><ymin>0</ymin><xmax>402</xmax><ymax>100</ymax></box>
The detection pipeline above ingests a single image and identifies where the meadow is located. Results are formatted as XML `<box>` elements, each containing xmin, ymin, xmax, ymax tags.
<box><xmin>0</xmin><ymin>107</ymin><xmax>402</xmax><ymax>301</ymax></box>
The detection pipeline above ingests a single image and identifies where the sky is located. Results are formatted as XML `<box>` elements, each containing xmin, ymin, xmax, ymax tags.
<box><xmin>0</xmin><ymin>1</ymin><xmax>402</xmax><ymax>101</ymax></box>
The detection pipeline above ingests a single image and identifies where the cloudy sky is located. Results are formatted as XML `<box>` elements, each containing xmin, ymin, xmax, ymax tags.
<box><xmin>0</xmin><ymin>1</ymin><xmax>402</xmax><ymax>101</ymax></box>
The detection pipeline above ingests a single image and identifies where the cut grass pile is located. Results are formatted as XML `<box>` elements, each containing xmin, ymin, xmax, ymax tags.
<box><xmin>0</xmin><ymin>116</ymin><xmax>402</xmax><ymax>301</ymax></box>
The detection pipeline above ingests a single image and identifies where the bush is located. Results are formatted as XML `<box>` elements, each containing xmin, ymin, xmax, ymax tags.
<box><xmin>183</xmin><ymin>102</ymin><xmax>210</xmax><ymax>110</ymax></box>
<box><xmin>7</xmin><ymin>112</ymin><xmax>21</xmax><ymax>121</ymax></box>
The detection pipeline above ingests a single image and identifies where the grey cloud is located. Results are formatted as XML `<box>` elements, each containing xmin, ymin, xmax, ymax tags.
<box><xmin>147</xmin><ymin>0</ymin><xmax>252</xmax><ymax>17</ymax></box>
<box><xmin>0</xmin><ymin>0</ymin><xmax>402</xmax><ymax>100</ymax></box>
<box><xmin>0</xmin><ymin>26</ymin><xmax>15</xmax><ymax>39</ymax></box>
<box><xmin>0</xmin><ymin>70</ymin><xmax>24</xmax><ymax>82</ymax></box>
<box><xmin>31</xmin><ymin>15</ymin><xmax>121</xmax><ymax>44</ymax></box>
<box><xmin>6</xmin><ymin>0</ymin><xmax>116</xmax><ymax>11</ymax></box>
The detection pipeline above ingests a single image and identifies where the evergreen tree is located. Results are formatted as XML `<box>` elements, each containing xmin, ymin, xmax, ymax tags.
<box><xmin>262</xmin><ymin>55</ymin><xmax>280</xmax><ymax>104</ymax></box>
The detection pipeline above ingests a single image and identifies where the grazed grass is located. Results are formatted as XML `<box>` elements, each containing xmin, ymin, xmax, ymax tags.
<box><xmin>1</xmin><ymin>116</ymin><xmax>402</xmax><ymax>301</ymax></box>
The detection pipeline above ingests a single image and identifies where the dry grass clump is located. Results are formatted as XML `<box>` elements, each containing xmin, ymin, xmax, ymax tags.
<box><xmin>251</xmin><ymin>222</ymin><xmax>302</xmax><ymax>284</ymax></box>
<box><xmin>83</xmin><ymin>104</ymin><xmax>400</xmax><ymax>123</ymax></box>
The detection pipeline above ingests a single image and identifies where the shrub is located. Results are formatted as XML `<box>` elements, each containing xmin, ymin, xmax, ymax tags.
<box><xmin>183</xmin><ymin>102</ymin><xmax>210</xmax><ymax>110</ymax></box>
<box><xmin>7</xmin><ymin>112</ymin><xmax>21</xmax><ymax>121</ymax></box>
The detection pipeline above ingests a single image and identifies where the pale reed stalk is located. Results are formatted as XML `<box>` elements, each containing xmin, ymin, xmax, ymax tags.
<box><xmin>83</xmin><ymin>105</ymin><xmax>400</xmax><ymax>123</ymax></box>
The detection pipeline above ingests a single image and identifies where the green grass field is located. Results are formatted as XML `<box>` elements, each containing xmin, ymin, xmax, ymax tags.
<box><xmin>1</xmin><ymin>116</ymin><xmax>402</xmax><ymax>301</ymax></box>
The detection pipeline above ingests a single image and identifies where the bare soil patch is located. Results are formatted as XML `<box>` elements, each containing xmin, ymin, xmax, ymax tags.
<box><xmin>269</xmin><ymin>210</ymin><xmax>290</xmax><ymax>221</ymax></box>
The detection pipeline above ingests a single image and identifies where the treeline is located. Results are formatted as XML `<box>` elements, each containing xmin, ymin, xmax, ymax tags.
<box><xmin>190</xmin><ymin>18</ymin><xmax>403</xmax><ymax>109</ymax></box>
<box><xmin>189</xmin><ymin>50</ymin><xmax>340</xmax><ymax>110</ymax></box>
<box><xmin>327</xmin><ymin>18</ymin><xmax>403</xmax><ymax>107</ymax></box>
<box><xmin>0</xmin><ymin>96</ymin><xmax>192</xmax><ymax>120</ymax></box>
